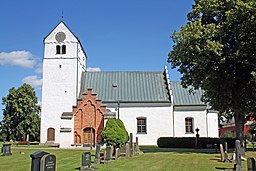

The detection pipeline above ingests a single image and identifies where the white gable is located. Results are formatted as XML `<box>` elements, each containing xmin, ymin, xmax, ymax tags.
<box><xmin>44</xmin><ymin>22</ymin><xmax>79</xmax><ymax>43</ymax></box>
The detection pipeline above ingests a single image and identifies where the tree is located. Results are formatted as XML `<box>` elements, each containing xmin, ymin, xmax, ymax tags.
<box><xmin>101</xmin><ymin>118</ymin><xmax>128</xmax><ymax>148</ymax></box>
<box><xmin>168</xmin><ymin>0</ymin><xmax>256</xmax><ymax>143</ymax></box>
<box><xmin>1</xmin><ymin>83</ymin><xmax>40</xmax><ymax>141</ymax></box>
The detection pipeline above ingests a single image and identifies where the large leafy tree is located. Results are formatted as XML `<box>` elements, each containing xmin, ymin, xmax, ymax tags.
<box><xmin>168</xmin><ymin>0</ymin><xmax>256</xmax><ymax>142</ymax></box>
<box><xmin>1</xmin><ymin>83</ymin><xmax>40</xmax><ymax>141</ymax></box>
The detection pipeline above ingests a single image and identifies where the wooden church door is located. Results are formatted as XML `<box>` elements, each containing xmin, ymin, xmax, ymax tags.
<box><xmin>47</xmin><ymin>128</ymin><xmax>55</xmax><ymax>141</ymax></box>
<box><xmin>83</xmin><ymin>128</ymin><xmax>95</xmax><ymax>146</ymax></box>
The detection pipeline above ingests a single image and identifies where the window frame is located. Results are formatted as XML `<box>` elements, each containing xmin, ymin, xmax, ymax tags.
<box><xmin>137</xmin><ymin>117</ymin><xmax>147</xmax><ymax>134</ymax></box>
<box><xmin>185</xmin><ymin>117</ymin><xmax>194</xmax><ymax>134</ymax></box>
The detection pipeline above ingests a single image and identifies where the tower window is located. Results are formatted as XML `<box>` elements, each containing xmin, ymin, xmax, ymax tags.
<box><xmin>62</xmin><ymin>45</ymin><xmax>66</xmax><ymax>54</ymax></box>
<box><xmin>56</xmin><ymin>45</ymin><xmax>66</xmax><ymax>54</ymax></box>
<box><xmin>56</xmin><ymin>45</ymin><xmax>61</xmax><ymax>54</ymax></box>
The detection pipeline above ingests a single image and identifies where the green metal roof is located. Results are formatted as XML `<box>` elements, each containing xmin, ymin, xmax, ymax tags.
<box><xmin>170</xmin><ymin>81</ymin><xmax>206</xmax><ymax>106</ymax></box>
<box><xmin>80</xmin><ymin>71</ymin><xmax>171</xmax><ymax>103</ymax></box>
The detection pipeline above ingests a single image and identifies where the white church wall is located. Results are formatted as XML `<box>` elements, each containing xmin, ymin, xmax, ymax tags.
<box><xmin>173</xmin><ymin>109</ymin><xmax>208</xmax><ymax>137</ymax></box>
<box><xmin>41</xmin><ymin>59</ymin><xmax>78</xmax><ymax>144</ymax></box>
<box><xmin>207</xmin><ymin>112</ymin><xmax>219</xmax><ymax>137</ymax></box>
<box><xmin>108</xmin><ymin>106</ymin><xmax>173</xmax><ymax>145</ymax></box>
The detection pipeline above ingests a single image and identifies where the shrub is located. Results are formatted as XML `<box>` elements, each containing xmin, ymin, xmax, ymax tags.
<box><xmin>101</xmin><ymin>118</ymin><xmax>128</xmax><ymax>147</ymax></box>
<box><xmin>157</xmin><ymin>137</ymin><xmax>236</xmax><ymax>148</ymax></box>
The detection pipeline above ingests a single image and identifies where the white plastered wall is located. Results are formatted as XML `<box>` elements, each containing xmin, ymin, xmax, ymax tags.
<box><xmin>107</xmin><ymin>106</ymin><xmax>173</xmax><ymax>145</ymax></box>
<box><xmin>207</xmin><ymin>112</ymin><xmax>219</xmax><ymax>137</ymax></box>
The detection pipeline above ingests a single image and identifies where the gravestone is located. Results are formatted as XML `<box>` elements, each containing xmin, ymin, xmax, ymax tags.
<box><xmin>220</xmin><ymin>144</ymin><xmax>225</xmax><ymax>162</ymax></box>
<box><xmin>125</xmin><ymin>143</ymin><xmax>130</xmax><ymax>157</ymax></box>
<box><xmin>104</xmin><ymin>145</ymin><xmax>111</xmax><ymax>164</ymax></box>
<box><xmin>224</xmin><ymin>142</ymin><xmax>228</xmax><ymax>162</ymax></box>
<box><xmin>1</xmin><ymin>144</ymin><xmax>12</xmax><ymax>156</ymax></box>
<box><xmin>30</xmin><ymin>151</ymin><xmax>49</xmax><ymax>171</ymax></box>
<box><xmin>81</xmin><ymin>152</ymin><xmax>91</xmax><ymax>170</ymax></box>
<box><xmin>129</xmin><ymin>133</ymin><xmax>134</xmax><ymax>157</ymax></box>
<box><xmin>247</xmin><ymin>158</ymin><xmax>256</xmax><ymax>171</ymax></box>
<box><xmin>115</xmin><ymin>148</ymin><xmax>120</xmax><ymax>160</ymax></box>
<box><xmin>120</xmin><ymin>145</ymin><xmax>126</xmax><ymax>154</ymax></box>
<box><xmin>135</xmin><ymin>137</ymin><xmax>140</xmax><ymax>152</ymax></box>
<box><xmin>40</xmin><ymin>154</ymin><xmax>56</xmax><ymax>171</ymax></box>
<box><xmin>110</xmin><ymin>146</ymin><xmax>114</xmax><ymax>160</ymax></box>
<box><xmin>235</xmin><ymin>140</ymin><xmax>242</xmax><ymax>171</ymax></box>
<box><xmin>94</xmin><ymin>144</ymin><xmax>100</xmax><ymax>164</ymax></box>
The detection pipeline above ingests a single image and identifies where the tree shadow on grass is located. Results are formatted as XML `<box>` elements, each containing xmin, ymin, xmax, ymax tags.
<box><xmin>215</xmin><ymin>167</ymin><xmax>234</xmax><ymax>170</ymax></box>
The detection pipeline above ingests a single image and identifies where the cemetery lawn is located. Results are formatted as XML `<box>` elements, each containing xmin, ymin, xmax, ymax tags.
<box><xmin>1</xmin><ymin>146</ymin><xmax>256</xmax><ymax>171</ymax></box>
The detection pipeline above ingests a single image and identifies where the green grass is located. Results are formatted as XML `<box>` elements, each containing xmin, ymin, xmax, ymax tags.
<box><xmin>0</xmin><ymin>146</ymin><xmax>255</xmax><ymax>171</ymax></box>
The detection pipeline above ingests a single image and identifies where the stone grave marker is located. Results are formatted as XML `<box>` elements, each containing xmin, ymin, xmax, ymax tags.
<box><xmin>1</xmin><ymin>143</ymin><xmax>12</xmax><ymax>156</ymax></box>
<box><xmin>129</xmin><ymin>133</ymin><xmax>134</xmax><ymax>157</ymax></box>
<box><xmin>125</xmin><ymin>143</ymin><xmax>130</xmax><ymax>157</ymax></box>
<box><xmin>110</xmin><ymin>146</ymin><xmax>114</xmax><ymax>160</ymax></box>
<box><xmin>81</xmin><ymin>152</ymin><xmax>91</xmax><ymax>170</ymax></box>
<box><xmin>94</xmin><ymin>144</ymin><xmax>100</xmax><ymax>164</ymax></box>
<box><xmin>104</xmin><ymin>145</ymin><xmax>111</xmax><ymax>164</ymax></box>
<box><xmin>235</xmin><ymin>140</ymin><xmax>242</xmax><ymax>171</ymax></box>
<box><xmin>40</xmin><ymin>154</ymin><xmax>56</xmax><ymax>171</ymax></box>
<box><xmin>220</xmin><ymin>144</ymin><xmax>225</xmax><ymax>162</ymax></box>
<box><xmin>247</xmin><ymin>158</ymin><xmax>256</xmax><ymax>171</ymax></box>
<box><xmin>30</xmin><ymin>151</ymin><xmax>49</xmax><ymax>171</ymax></box>
<box><xmin>135</xmin><ymin>137</ymin><xmax>140</xmax><ymax>152</ymax></box>
<box><xmin>115</xmin><ymin>148</ymin><xmax>120</xmax><ymax>160</ymax></box>
<box><xmin>120</xmin><ymin>144</ymin><xmax>126</xmax><ymax>155</ymax></box>
<box><xmin>224</xmin><ymin>142</ymin><xmax>228</xmax><ymax>162</ymax></box>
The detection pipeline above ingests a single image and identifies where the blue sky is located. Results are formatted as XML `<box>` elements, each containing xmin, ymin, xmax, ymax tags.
<box><xmin>0</xmin><ymin>0</ymin><xmax>194</xmax><ymax>120</ymax></box>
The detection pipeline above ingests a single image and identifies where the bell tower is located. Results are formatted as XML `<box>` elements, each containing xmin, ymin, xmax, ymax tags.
<box><xmin>41</xmin><ymin>22</ymin><xmax>87</xmax><ymax>147</ymax></box>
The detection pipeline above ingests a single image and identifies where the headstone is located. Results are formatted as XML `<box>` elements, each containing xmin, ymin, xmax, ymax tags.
<box><xmin>120</xmin><ymin>145</ymin><xmax>126</xmax><ymax>154</ymax></box>
<box><xmin>81</xmin><ymin>152</ymin><xmax>91</xmax><ymax>170</ymax></box>
<box><xmin>125</xmin><ymin>143</ymin><xmax>130</xmax><ymax>157</ymax></box>
<box><xmin>104</xmin><ymin>145</ymin><xmax>111</xmax><ymax>164</ymax></box>
<box><xmin>129</xmin><ymin>133</ymin><xmax>134</xmax><ymax>157</ymax></box>
<box><xmin>235</xmin><ymin>140</ymin><xmax>242</xmax><ymax>171</ymax></box>
<box><xmin>40</xmin><ymin>154</ymin><xmax>56</xmax><ymax>171</ymax></box>
<box><xmin>135</xmin><ymin>137</ymin><xmax>140</xmax><ymax>152</ymax></box>
<box><xmin>115</xmin><ymin>148</ymin><xmax>120</xmax><ymax>160</ymax></box>
<box><xmin>220</xmin><ymin>144</ymin><xmax>225</xmax><ymax>162</ymax></box>
<box><xmin>30</xmin><ymin>151</ymin><xmax>49</xmax><ymax>171</ymax></box>
<box><xmin>224</xmin><ymin>142</ymin><xmax>228</xmax><ymax>162</ymax></box>
<box><xmin>110</xmin><ymin>146</ymin><xmax>114</xmax><ymax>160</ymax></box>
<box><xmin>94</xmin><ymin>144</ymin><xmax>100</xmax><ymax>164</ymax></box>
<box><xmin>247</xmin><ymin>158</ymin><xmax>256</xmax><ymax>171</ymax></box>
<box><xmin>1</xmin><ymin>144</ymin><xmax>12</xmax><ymax>156</ymax></box>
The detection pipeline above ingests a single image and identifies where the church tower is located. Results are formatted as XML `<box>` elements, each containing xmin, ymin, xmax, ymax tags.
<box><xmin>41</xmin><ymin>22</ymin><xmax>87</xmax><ymax>147</ymax></box>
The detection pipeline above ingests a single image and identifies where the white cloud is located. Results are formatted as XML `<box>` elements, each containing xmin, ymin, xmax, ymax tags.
<box><xmin>22</xmin><ymin>75</ymin><xmax>42</xmax><ymax>88</ymax></box>
<box><xmin>0</xmin><ymin>50</ymin><xmax>36</xmax><ymax>68</ymax></box>
<box><xmin>87</xmin><ymin>67</ymin><xmax>101</xmax><ymax>72</ymax></box>
<box><xmin>35</xmin><ymin>62</ymin><xmax>43</xmax><ymax>74</ymax></box>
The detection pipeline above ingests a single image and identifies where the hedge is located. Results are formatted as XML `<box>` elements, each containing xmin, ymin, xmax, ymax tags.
<box><xmin>157</xmin><ymin>137</ymin><xmax>236</xmax><ymax>148</ymax></box>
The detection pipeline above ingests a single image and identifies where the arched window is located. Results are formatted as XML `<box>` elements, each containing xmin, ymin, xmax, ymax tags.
<box><xmin>185</xmin><ymin>117</ymin><xmax>194</xmax><ymax>133</ymax></box>
<box><xmin>56</xmin><ymin>45</ymin><xmax>61</xmax><ymax>54</ymax></box>
<box><xmin>62</xmin><ymin>45</ymin><xmax>66</xmax><ymax>54</ymax></box>
<box><xmin>137</xmin><ymin>117</ymin><xmax>147</xmax><ymax>134</ymax></box>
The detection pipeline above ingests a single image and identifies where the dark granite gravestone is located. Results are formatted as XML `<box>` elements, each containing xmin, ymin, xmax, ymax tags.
<box><xmin>120</xmin><ymin>144</ymin><xmax>126</xmax><ymax>154</ymax></box>
<box><xmin>1</xmin><ymin>144</ymin><xmax>12</xmax><ymax>156</ymax></box>
<box><xmin>104</xmin><ymin>145</ymin><xmax>111</xmax><ymax>164</ymax></box>
<box><xmin>247</xmin><ymin>158</ymin><xmax>256</xmax><ymax>171</ymax></box>
<box><xmin>94</xmin><ymin>144</ymin><xmax>100</xmax><ymax>164</ymax></box>
<box><xmin>30</xmin><ymin>151</ymin><xmax>49</xmax><ymax>171</ymax></box>
<box><xmin>80</xmin><ymin>152</ymin><xmax>91</xmax><ymax>170</ymax></box>
<box><xmin>40</xmin><ymin>154</ymin><xmax>56</xmax><ymax>171</ymax></box>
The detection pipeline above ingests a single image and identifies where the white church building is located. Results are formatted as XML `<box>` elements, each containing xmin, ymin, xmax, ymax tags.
<box><xmin>40</xmin><ymin>22</ymin><xmax>219</xmax><ymax>148</ymax></box>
